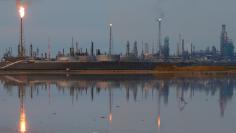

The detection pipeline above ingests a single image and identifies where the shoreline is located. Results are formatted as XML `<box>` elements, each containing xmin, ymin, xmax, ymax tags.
<box><xmin>0</xmin><ymin>69</ymin><xmax>236</xmax><ymax>76</ymax></box>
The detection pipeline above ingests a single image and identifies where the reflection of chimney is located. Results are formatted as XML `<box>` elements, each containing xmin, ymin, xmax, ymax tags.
<box><xmin>126</xmin><ymin>87</ymin><xmax>130</xmax><ymax>101</ymax></box>
<box><xmin>157</xmin><ymin>85</ymin><xmax>161</xmax><ymax>130</ymax></box>
<box><xmin>19</xmin><ymin>86</ymin><xmax>27</xmax><ymax>133</ymax></box>
<box><xmin>220</xmin><ymin>99</ymin><xmax>225</xmax><ymax>117</ymax></box>
<box><xmin>91</xmin><ymin>86</ymin><xmax>94</xmax><ymax>101</ymax></box>
<box><xmin>108</xmin><ymin>88</ymin><xmax>113</xmax><ymax>124</ymax></box>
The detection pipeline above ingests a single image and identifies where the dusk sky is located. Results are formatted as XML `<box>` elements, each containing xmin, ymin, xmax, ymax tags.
<box><xmin>0</xmin><ymin>0</ymin><xmax>236</xmax><ymax>56</ymax></box>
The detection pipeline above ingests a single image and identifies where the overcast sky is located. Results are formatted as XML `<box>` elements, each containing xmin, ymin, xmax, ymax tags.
<box><xmin>0</xmin><ymin>0</ymin><xmax>235</xmax><ymax>56</ymax></box>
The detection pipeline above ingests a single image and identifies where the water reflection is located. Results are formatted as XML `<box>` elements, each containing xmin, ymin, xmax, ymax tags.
<box><xmin>108</xmin><ymin>87</ymin><xmax>113</xmax><ymax>124</ymax></box>
<box><xmin>1</xmin><ymin>75</ymin><xmax>235</xmax><ymax>115</ymax></box>
<box><xmin>0</xmin><ymin>74</ymin><xmax>235</xmax><ymax>132</ymax></box>
<box><xmin>157</xmin><ymin>87</ymin><xmax>161</xmax><ymax>130</ymax></box>
<box><xmin>18</xmin><ymin>84</ymin><xmax>27</xmax><ymax>133</ymax></box>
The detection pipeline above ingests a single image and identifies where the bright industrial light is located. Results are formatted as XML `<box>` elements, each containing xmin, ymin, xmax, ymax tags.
<box><xmin>19</xmin><ymin>6</ymin><xmax>25</xmax><ymax>18</ymax></box>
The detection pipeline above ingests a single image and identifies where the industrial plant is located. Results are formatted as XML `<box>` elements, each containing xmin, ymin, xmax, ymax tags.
<box><xmin>0</xmin><ymin>2</ymin><xmax>236</xmax><ymax>72</ymax></box>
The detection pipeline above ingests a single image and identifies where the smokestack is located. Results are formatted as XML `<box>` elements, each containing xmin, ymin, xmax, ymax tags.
<box><xmin>48</xmin><ymin>38</ymin><xmax>51</xmax><ymax>60</ymax></box>
<box><xmin>19</xmin><ymin>17</ymin><xmax>24</xmax><ymax>57</ymax></box>
<box><xmin>126</xmin><ymin>41</ymin><xmax>130</xmax><ymax>55</ymax></box>
<box><xmin>36</xmin><ymin>48</ymin><xmax>39</xmax><ymax>57</ymax></box>
<box><xmin>152</xmin><ymin>42</ymin><xmax>155</xmax><ymax>54</ymax></box>
<box><xmin>182</xmin><ymin>39</ymin><xmax>185</xmax><ymax>55</ymax></box>
<box><xmin>69</xmin><ymin>37</ymin><xmax>75</xmax><ymax>56</ymax></box>
<box><xmin>133</xmin><ymin>41</ymin><xmax>138</xmax><ymax>57</ymax></box>
<box><xmin>109</xmin><ymin>24</ymin><xmax>113</xmax><ymax>55</ymax></box>
<box><xmin>176</xmin><ymin>43</ymin><xmax>179</xmax><ymax>56</ymax></box>
<box><xmin>91</xmin><ymin>41</ymin><xmax>94</xmax><ymax>56</ymax></box>
<box><xmin>76</xmin><ymin>41</ymin><xmax>79</xmax><ymax>54</ymax></box>
<box><xmin>220</xmin><ymin>24</ymin><xmax>228</xmax><ymax>55</ymax></box>
<box><xmin>222</xmin><ymin>24</ymin><xmax>226</xmax><ymax>33</ymax></box>
<box><xmin>145</xmin><ymin>43</ymin><xmax>149</xmax><ymax>54</ymax></box>
<box><xmin>190</xmin><ymin>43</ymin><xmax>193</xmax><ymax>55</ymax></box>
<box><xmin>30</xmin><ymin>43</ymin><xmax>33</xmax><ymax>57</ymax></box>
<box><xmin>18</xmin><ymin>6</ymin><xmax>25</xmax><ymax>57</ymax></box>
<box><xmin>177</xmin><ymin>34</ymin><xmax>181</xmax><ymax>56</ymax></box>
<box><xmin>18</xmin><ymin>44</ymin><xmax>20</xmax><ymax>56</ymax></box>
<box><xmin>72</xmin><ymin>37</ymin><xmax>74</xmax><ymax>48</ymax></box>
<box><xmin>158</xmin><ymin>18</ymin><xmax>162</xmax><ymax>56</ymax></box>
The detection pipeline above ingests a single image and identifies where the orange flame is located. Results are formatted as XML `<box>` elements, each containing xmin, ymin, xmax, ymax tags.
<box><xmin>19</xmin><ymin>6</ymin><xmax>25</xmax><ymax>18</ymax></box>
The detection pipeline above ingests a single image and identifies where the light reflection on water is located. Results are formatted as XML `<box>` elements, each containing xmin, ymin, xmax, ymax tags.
<box><xmin>19</xmin><ymin>85</ymin><xmax>27</xmax><ymax>133</ymax></box>
<box><xmin>0</xmin><ymin>74</ymin><xmax>235</xmax><ymax>133</ymax></box>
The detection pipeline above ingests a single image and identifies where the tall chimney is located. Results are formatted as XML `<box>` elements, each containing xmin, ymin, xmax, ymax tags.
<box><xmin>19</xmin><ymin>17</ymin><xmax>24</xmax><ymax>57</ymax></box>
<box><xmin>109</xmin><ymin>24</ymin><xmax>113</xmax><ymax>55</ymax></box>
<box><xmin>30</xmin><ymin>43</ymin><xmax>33</xmax><ymax>57</ymax></box>
<box><xmin>182</xmin><ymin>39</ymin><xmax>185</xmax><ymax>55</ymax></box>
<box><xmin>158</xmin><ymin>18</ymin><xmax>162</xmax><ymax>56</ymax></box>
<box><xmin>126</xmin><ymin>41</ymin><xmax>130</xmax><ymax>56</ymax></box>
<box><xmin>91</xmin><ymin>41</ymin><xmax>94</xmax><ymax>56</ymax></box>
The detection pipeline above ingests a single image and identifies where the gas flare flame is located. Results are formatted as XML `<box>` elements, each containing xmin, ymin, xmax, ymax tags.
<box><xmin>19</xmin><ymin>6</ymin><xmax>25</xmax><ymax>18</ymax></box>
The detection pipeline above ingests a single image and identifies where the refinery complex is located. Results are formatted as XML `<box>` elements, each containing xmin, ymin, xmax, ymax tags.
<box><xmin>1</xmin><ymin>2</ymin><xmax>236</xmax><ymax>72</ymax></box>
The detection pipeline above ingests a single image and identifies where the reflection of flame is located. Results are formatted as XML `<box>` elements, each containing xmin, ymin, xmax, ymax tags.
<box><xmin>108</xmin><ymin>113</ymin><xmax>112</xmax><ymax>123</ymax></box>
<box><xmin>157</xmin><ymin>115</ymin><xmax>160</xmax><ymax>129</ymax></box>
<box><xmin>20</xmin><ymin>109</ymin><xmax>27</xmax><ymax>133</ymax></box>
<box><xmin>19</xmin><ymin>6</ymin><xmax>25</xmax><ymax>18</ymax></box>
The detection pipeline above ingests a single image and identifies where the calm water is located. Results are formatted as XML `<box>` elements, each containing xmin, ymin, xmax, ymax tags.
<box><xmin>0</xmin><ymin>74</ymin><xmax>235</xmax><ymax>133</ymax></box>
